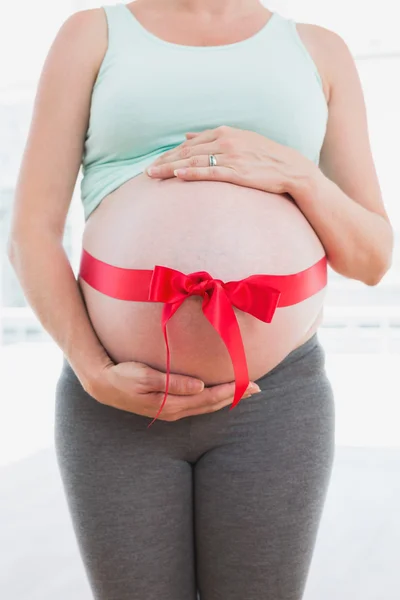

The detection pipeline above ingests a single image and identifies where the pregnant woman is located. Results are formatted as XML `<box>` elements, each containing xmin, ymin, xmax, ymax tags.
<box><xmin>8</xmin><ymin>0</ymin><xmax>393</xmax><ymax>599</ymax></box>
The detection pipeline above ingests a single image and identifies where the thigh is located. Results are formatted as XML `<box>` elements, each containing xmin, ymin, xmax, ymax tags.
<box><xmin>194</xmin><ymin>336</ymin><xmax>335</xmax><ymax>600</ymax></box>
<box><xmin>54</xmin><ymin>358</ymin><xmax>197</xmax><ymax>600</ymax></box>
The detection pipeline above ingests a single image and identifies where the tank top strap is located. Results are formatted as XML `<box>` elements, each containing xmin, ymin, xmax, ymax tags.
<box><xmin>283</xmin><ymin>17</ymin><xmax>324</xmax><ymax>90</ymax></box>
<box><xmin>99</xmin><ymin>3</ymin><xmax>137</xmax><ymax>43</ymax></box>
<box><xmin>93</xmin><ymin>4</ymin><xmax>140</xmax><ymax>90</ymax></box>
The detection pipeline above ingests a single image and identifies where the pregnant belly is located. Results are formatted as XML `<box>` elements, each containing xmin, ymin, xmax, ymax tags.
<box><xmin>79</xmin><ymin>173</ymin><xmax>327</xmax><ymax>385</ymax></box>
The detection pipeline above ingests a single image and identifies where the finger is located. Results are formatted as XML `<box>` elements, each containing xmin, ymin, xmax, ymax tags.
<box><xmin>167</xmin><ymin>372</ymin><xmax>205</xmax><ymax>395</ymax></box>
<box><xmin>185</xmin><ymin>131</ymin><xmax>200</xmax><ymax>138</ymax></box>
<box><xmin>175</xmin><ymin>386</ymin><xmax>254</xmax><ymax>419</ymax></box>
<box><xmin>158</xmin><ymin>380</ymin><xmax>236</xmax><ymax>419</ymax></box>
<box><xmin>147</xmin><ymin>154</ymin><xmax>227</xmax><ymax>179</ymax></box>
<box><xmin>148</xmin><ymin>142</ymin><xmax>194</xmax><ymax>167</ymax></box>
<box><xmin>150</xmin><ymin>377</ymin><xmax>261</xmax><ymax>420</ymax></box>
<box><xmin>181</xmin><ymin>381</ymin><xmax>239</xmax><ymax>415</ymax></box>
<box><xmin>144</xmin><ymin>382</ymin><xmax>235</xmax><ymax>421</ymax></box>
<box><xmin>173</xmin><ymin>165</ymin><xmax>240</xmax><ymax>183</ymax></box>
<box><xmin>181</xmin><ymin>128</ymin><xmax>218</xmax><ymax>146</ymax></box>
<box><xmin>138</xmin><ymin>365</ymin><xmax>205</xmax><ymax>395</ymax></box>
<box><xmin>149</xmin><ymin>131</ymin><xmax>219</xmax><ymax>166</ymax></box>
<box><xmin>149</xmin><ymin>140</ymin><xmax>220</xmax><ymax>168</ymax></box>
<box><xmin>147</xmin><ymin>156</ymin><xmax>208</xmax><ymax>179</ymax></box>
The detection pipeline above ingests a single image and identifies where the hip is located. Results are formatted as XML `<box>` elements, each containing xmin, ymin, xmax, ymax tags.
<box><xmin>54</xmin><ymin>328</ymin><xmax>334</xmax><ymax>442</ymax></box>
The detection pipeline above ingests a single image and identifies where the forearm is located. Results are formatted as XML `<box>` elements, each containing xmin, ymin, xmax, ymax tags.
<box><xmin>7</xmin><ymin>233</ymin><xmax>113</xmax><ymax>389</ymax></box>
<box><xmin>288</xmin><ymin>172</ymin><xmax>394</xmax><ymax>286</ymax></box>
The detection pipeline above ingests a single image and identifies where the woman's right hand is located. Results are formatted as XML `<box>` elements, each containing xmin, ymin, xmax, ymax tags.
<box><xmin>85</xmin><ymin>361</ymin><xmax>261</xmax><ymax>421</ymax></box>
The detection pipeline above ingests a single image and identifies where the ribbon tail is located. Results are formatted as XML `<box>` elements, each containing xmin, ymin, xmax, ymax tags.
<box><xmin>147</xmin><ymin>302</ymin><xmax>181</xmax><ymax>428</ymax></box>
<box><xmin>203</xmin><ymin>288</ymin><xmax>250</xmax><ymax>410</ymax></box>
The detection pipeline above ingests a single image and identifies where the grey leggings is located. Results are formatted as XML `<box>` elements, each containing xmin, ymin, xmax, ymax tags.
<box><xmin>54</xmin><ymin>331</ymin><xmax>335</xmax><ymax>600</ymax></box>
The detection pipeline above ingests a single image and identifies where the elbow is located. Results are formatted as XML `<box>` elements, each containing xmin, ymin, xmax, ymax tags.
<box><xmin>6</xmin><ymin>232</ymin><xmax>25</xmax><ymax>264</ymax></box>
<box><xmin>365</xmin><ymin>273</ymin><xmax>384</xmax><ymax>287</ymax></box>
<box><xmin>364</xmin><ymin>253</ymin><xmax>393</xmax><ymax>287</ymax></box>
<box><xmin>6</xmin><ymin>237</ymin><xmax>17</xmax><ymax>264</ymax></box>
<box><xmin>365</xmin><ymin>220</ymin><xmax>394</xmax><ymax>286</ymax></box>
<box><xmin>365</xmin><ymin>265</ymin><xmax>391</xmax><ymax>287</ymax></box>
<box><xmin>7</xmin><ymin>235</ymin><xmax>27</xmax><ymax>267</ymax></box>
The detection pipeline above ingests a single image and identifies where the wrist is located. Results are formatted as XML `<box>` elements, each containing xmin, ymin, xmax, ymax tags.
<box><xmin>71</xmin><ymin>352</ymin><xmax>115</xmax><ymax>394</ymax></box>
<box><xmin>285</xmin><ymin>163</ymin><xmax>325</xmax><ymax>203</ymax></box>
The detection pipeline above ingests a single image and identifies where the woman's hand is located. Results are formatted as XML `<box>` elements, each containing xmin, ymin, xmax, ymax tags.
<box><xmin>85</xmin><ymin>360</ymin><xmax>261</xmax><ymax>422</ymax></box>
<box><xmin>146</xmin><ymin>125</ymin><xmax>320</xmax><ymax>195</ymax></box>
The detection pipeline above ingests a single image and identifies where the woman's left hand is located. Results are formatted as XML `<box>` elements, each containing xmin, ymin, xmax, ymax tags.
<box><xmin>146</xmin><ymin>125</ymin><xmax>320</xmax><ymax>195</ymax></box>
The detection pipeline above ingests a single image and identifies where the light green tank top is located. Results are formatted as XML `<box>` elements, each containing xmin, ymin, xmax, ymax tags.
<box><xmin>80</xmin><ymin>2</ymin><xmax>328</xmax><ymax>221</ymax></box>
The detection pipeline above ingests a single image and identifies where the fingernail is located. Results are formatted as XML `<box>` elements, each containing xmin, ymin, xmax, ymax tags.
<box><xmin>248</xmin><ymin>382</ymin><xmax>261</xmax><ymax>393</ymax></box>
<box><xmin>190</xmin><ymin>379</ymin><xmax>204</xmax><ymax>392</ymax></box>
<box><xmin>174</xmin><ymin>169</ymin><xmax>187</xmax><ymax>176</ymax></box>
<box><xmin>147</xmin><ymin>167</ymin><xmax>159</xmax><ymax>176</ymax></box>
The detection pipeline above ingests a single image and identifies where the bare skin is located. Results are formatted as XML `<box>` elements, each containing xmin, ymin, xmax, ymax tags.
<box><xmin>8</xmin><ymin>0</ymin><xmax>390</xmax><ymax>420</ymax></box>
<box><xmin>77</xmin><ymin>0</ymin><xmax>329</xmax><ymax>392</ymax></box>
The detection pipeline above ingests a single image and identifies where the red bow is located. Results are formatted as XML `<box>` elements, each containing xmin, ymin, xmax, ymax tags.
<box><xmin>147</xmin><ymin>265</ymin><xmax>282</xmax><ymax>427</ymax></box>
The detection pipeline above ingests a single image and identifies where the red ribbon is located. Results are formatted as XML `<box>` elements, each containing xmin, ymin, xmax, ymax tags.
<box><xmin>147</xmin><ymin>265</ymin><xmax>282</xmax><ymax>426</ymax></box>
<box><xmin>78</xmin><ymin>249</ymin><xmax>327</xmax><ymax>428</ymax></box>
